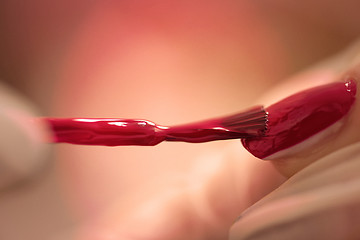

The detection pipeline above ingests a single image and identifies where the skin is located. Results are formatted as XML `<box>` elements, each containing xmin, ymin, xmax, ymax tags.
<box><xmin>0</xmin><ymin>81</ymin><xmax>49</xmax><ymax>189</ymax></box>
<box><xmin>230</xmin><ymin>45</ymin><xmax>360</xmax><ymax>239</ymax></box>
<box><xmin>259</xmin><ymin>53</ymin><xmax>360</xmax><ymax>177</ymax></box>
<box><xmin>1</xmin><ymin>1</ymin><xmax>360</xmax><ymax>239</ymax></box>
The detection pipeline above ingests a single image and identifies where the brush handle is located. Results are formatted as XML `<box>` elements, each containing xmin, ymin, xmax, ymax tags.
<box><xmin>44</xmin><ymin>106</ymin><xmax>266</xmax><ymax>146</ymax></box>
<box><xmin>163</xmin><ymin>120</ymin><xmax>258</xmax><ymax>143</ymax></box>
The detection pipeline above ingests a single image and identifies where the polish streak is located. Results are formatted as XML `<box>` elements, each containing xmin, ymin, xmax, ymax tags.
<box><xmin>242</xmin><ymin>79</ymin><xmax>357</xmax><ymax>159</ymax></box>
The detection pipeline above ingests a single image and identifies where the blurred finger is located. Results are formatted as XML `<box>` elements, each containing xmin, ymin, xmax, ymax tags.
<box><xmin>0</xmin><ymin>80</ymin><xmax>50</xmax><ymax>190</ymax></box>
<box><xmin>230</xmin><ymin>142</ymin><xmax>360</xmax><ymax>240</ymax></box>
<box><xmin>73</xmin><ymin>147</ymin><xmax>284</xmax><ymax>240</ymax></box>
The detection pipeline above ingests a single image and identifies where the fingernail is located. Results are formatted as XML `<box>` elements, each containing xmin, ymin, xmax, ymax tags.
<box><xmin>242</xmin><ymin>79</ymin><xmax>357</xmax><ymax>159</ymax></box>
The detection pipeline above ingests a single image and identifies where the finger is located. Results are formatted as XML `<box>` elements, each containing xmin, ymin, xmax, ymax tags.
<box><xmin>73</xmin><ymin>147</ymin><xmax>284</xmax><ymax>240</ymax></box>
<box><xmin>75</xmin><ymin>188</ymin><xmax>209</xmax><ymax>240</ymax></box>
<box><xmin>230</xmin><ymin>41</ymin><xmax>360</xmax><ymax>239</ymax></box>
<box><xmin>230</xmin><ymin>142</ymin><xmax>360</xmax><ymax>240</ymax></box>
<box><xmin>0</xmin><ymin>81</ymin><xmax>50</xmax><ymax>190</ymax></box>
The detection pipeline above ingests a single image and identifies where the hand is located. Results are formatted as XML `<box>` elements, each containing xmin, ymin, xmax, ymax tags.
<box><xmin>230</xmin><ymin>42</ymin><xmax>360</xmax><ymax>239</ymax></box>
<box><xmin>73</xmin><ymin>41</ymin><xmax>360</xmax><ymax>240</ymax></box>
<box><xmin>1</xmin><ymin>1</ymin><xmax>360</xmax><ymax>239</ymax></box>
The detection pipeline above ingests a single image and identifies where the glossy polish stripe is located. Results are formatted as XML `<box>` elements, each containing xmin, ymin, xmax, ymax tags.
<box><xmin>242</xmin><ymin>79</ymin><xmax>357</xmax><ymax>159</ymax></box>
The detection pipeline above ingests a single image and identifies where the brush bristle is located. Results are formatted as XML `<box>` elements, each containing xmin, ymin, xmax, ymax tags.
<box><xmin>221</xmin><ymin>106</ymin><xmax>268</xmax><ymax>136</ymax></box>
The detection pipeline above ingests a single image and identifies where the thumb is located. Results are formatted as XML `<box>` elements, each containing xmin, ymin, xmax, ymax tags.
<box><xmin>0</xmin><ymin>80</ymin><xmax>50</xmax><ymax>190</ymax></box>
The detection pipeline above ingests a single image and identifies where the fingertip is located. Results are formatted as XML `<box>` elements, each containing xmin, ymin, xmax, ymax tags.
<box><xmin>0</xmin><ymin>81</ymin><xmax>51</xmax><ymax>189</ymax></box>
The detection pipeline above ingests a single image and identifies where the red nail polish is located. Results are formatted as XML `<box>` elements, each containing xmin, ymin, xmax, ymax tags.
<box><xmin>44</xmin><ymin>106</ymin><xmax>267</xmax><ymax>146</ymax></box>
<box><xmin>242</xmin><ymin>79</ymin><xmax>357</xmax><ymax>159</ymax></box>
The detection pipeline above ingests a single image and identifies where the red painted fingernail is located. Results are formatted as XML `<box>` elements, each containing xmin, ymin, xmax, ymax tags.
<box><xmin>242</xmin><ymin>79</ymin><xmax>357</xmax><ymax>159</ymax></box>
